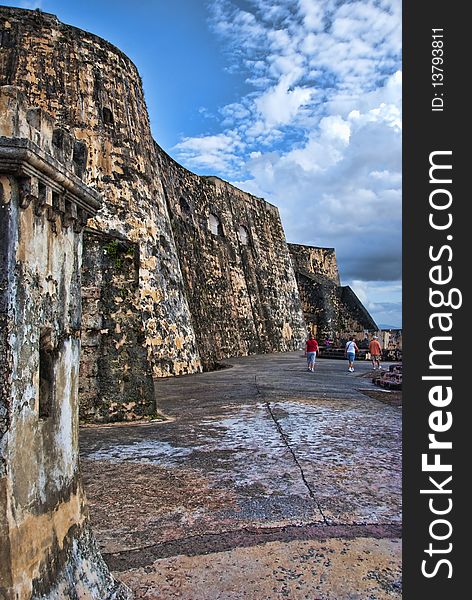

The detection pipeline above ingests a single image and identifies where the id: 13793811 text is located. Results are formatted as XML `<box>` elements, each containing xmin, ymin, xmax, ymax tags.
<box><xmin>432</xmin><ymin>29</ymin><xmax>445</xmax><ymax>112</ymax></box>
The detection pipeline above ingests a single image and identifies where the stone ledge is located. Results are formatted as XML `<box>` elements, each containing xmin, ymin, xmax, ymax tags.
<box><xmin>0</xmin><ymin>137</ymin><xmax>101</xmax><ymax>217</ymax></box>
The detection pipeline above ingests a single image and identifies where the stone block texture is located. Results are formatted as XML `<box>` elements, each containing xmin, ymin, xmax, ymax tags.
<box><xmin>289</xmin><ymin>244</ymin><xmax>378</xmax><ymax>343</ymax></box>
<box><xmin>80</xmin><ymin>230</ymin><xmax>156</xmax><ymax>422</ymax></box>
<box><xmin>1</xmin><ymin>7</ymin><xmax>377</xmax><ymax>400</ymax></box>
<box><xmin>0</xmin><ymin>88</ymin><xmax>129</xmax><ymax>599</ymax></box>
<box><xmin>156</xmin><ymin>151</ymin><xmax>307</xmax><ymax>370</ymax></box>
<box><xmin>0</xmin><ymin>6</ymin><xmax>307</xmax><ymax>400</ymax></box>
<box><xmin>0</xmin><ymin>6</ymin><xmax>202</xmax><ymax>383</ymax></box>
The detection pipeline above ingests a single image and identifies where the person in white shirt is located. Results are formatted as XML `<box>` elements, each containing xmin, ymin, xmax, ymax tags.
<box><xmin>345</xmin><ymin>336</ymin><xmax>359</xmax><ymax>372</ymax></box>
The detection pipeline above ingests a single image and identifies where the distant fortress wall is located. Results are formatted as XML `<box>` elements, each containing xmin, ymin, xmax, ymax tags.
<box><xmin>156</xmin><ymin>146</ymin><xmax>307</xmax><ymax>370</ymax></box>
<box><xmin>289</xmin><ymin>243</ymin><xmax>378</xmax><ymax>343</ymax></box>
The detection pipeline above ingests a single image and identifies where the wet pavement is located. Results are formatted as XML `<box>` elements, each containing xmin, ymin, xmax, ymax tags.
<box><xmin>80</xmin><ymin>352</ymin><xmax>402</xmax><ymax>599</ymax></box>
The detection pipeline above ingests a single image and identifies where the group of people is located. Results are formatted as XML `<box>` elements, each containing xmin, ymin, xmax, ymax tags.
<box><xmin>304</xmin><ymin>333</ymin><xmax>383</xmax><ymax>373</ymax></box>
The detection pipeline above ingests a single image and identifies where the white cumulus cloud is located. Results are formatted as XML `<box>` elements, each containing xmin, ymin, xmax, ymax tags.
<box><xmin>172</xmin><ymin>0</ymin><xmax>402</xmax><ymax>326</ymax></box>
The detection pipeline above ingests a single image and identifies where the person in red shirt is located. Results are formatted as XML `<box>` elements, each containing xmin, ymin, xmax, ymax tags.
<box><xmin>369</xmin><ymin>335</ymin><xmax>382</xmax><ymax>370</ymax></box>
<box><xmin>305</xmin><ymin>333</ymin><xmax>319</xmax><ymax>372</ymax></box>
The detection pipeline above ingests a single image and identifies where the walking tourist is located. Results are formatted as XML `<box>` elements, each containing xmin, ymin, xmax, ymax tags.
<box><xmin>345</xmin><ymin>336</ymin><xmax>359</xmax><ymax>372</ymax></box>
<box><xmin>368</xmin><ymin>335</ymin><xmax>382</xmax><ymax>370</ymax></box>
<box><xmin>305</xmin><ymin>333</ymin><xmax>319</xmax><ymax>372</ymax></box>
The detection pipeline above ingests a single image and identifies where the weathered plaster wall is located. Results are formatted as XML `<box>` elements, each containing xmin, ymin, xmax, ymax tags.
<box><xmin>288</xmin><ymin>243</ymin><xmax>377</xmax><ymax>342</ymax></box>
<box><xmin>0</xmin><ymin>89</ymin><xmax>128</xmax><ymax>598</ymax></box>
<box><xmin>0</xmin><ymin>6</ymin><xmax>202</xmax><ymax>379</ymax></box>
<box><xmin>156</xmin><ymin>148</ymin><xmax>307</xmax><ymax>369</ymax></box>
<box><xmin>80</xmin><ymin>229</ymin><xmax>155</xmax><ymax>422</ymax></box>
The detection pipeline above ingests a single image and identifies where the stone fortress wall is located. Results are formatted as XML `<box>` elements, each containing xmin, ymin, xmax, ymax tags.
<box><xmin>289</xmin><ymin>243</ymin><xmax>378</xmax><ymax>344</ymax></box>
<box><xmin>0</xmin><ymin>6</ymin><xmax>309</xmax><ymax>422</ymax></box>
<box><xmin>79</xmin><ymin>228</ymin><xmax>156</xmax><ymax>422</ymax></box>
<box><xmin>0</xmin><ymin>5</ymin><xmax>202</xmax><ymax>387</ymax></box>
<box><xmin>0</xmin><ymin>7</ymin><xmax>385</xmax><ymax>597</ymax></box>
<box><xmin>1</xmin><ymin>5</ymin><xmax>377</xmax><ymax>424</ymax></box>
<box><xmin>156</xmin><ymin>147</ymin><xmax>307</xmax><ymax>371</ymax></box>
<box><xmin>0</xmin><ymin>86</ymin><xmax>129</xmax><ymax>600</ymax></box>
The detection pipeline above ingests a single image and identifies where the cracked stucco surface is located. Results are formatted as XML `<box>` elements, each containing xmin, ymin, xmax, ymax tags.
<box><xmin>80</xmin><ymin>352</ymin><xmax>401</xmax><ymax>598</ymax></box>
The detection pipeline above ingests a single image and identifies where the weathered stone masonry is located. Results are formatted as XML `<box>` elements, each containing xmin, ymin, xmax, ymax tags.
<box><xmin>0</xmin><ymin>6</ymin><xmax>380</xmax><ymax>423</ymax></box>
<box><xmin>0</xmin><ymin>6</ymin><xmax>309</xmax><ymax>421</ymax></box>
<box><xmin>0</xmin><ymin>88</ymin><xmax>128</xmax><ymax>599</ymax></box>
<box><xmin>0</xmin><ymin>8</ymin><xmax>380</xmax><ymax>596</ymax></box>
<box><xmin>156</xmin><ymin>148</ymin><xmax>307</xmax><ymax>370</ymax></box>
<box><xmin>0</xmin><ymin>6</ymin><xmax>202</xmax><ymax>388</ymax></box>
<box><xmin>80</xmin><ymin>229</ymin><xmax>155</xmax><ymax>422</ymax></box>
<box><xmin>289</xmin><ymin>243</ymin><xmax>378</xmax><ymax>343</ymax></box>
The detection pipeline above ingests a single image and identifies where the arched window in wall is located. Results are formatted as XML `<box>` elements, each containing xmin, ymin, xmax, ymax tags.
<box><xmin>238</xmin><ymin>225</ymin><xmax>249</xmax><ymax>245</ymax></box>
<box><xmin>209</xmin><ymin>213</ymin><xmax>224</xmax><ymax>236</ymax></box>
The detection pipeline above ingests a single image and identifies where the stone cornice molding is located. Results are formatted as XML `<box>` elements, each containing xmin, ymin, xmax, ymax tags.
<box><xmin>0</xmin><ymin>137</ymin><xmax>101</xmax><ymax>231</ymax></box>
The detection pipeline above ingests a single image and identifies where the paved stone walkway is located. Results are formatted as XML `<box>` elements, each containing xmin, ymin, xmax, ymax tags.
<box><xmin>80</xmin><ymin>352</ymin><xmax>402</xmax><ymax>599</ymax></box>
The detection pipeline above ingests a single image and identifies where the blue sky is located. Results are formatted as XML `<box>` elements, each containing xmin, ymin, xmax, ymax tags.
<box><xmin>3</xmin><ymin>0</ymin><xmax>402</xmax><ymax>327</ymax></box>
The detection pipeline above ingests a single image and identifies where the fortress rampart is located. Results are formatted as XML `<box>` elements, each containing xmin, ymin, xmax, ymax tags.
<box><xmin>289</xmin><ymin>243</ymin><xmax>378</xmax><ymax>343</ymax></box>
<box><xmin>0</xmin><ymin>6</ymin><xmax>381</xmax><ymax>596</ymax></box>
<box><xmin>1</xmin><ymin>7</ymin><xmax>308</xmax><ymax>422</ymax></box>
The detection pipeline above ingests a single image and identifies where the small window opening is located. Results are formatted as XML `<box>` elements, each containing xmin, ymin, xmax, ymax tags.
<box><xmin>33</xmin><ymin>182</ymin><xmax>47</xmax><ymax>216</ymax></box>
<box><xmin>73</xmin><ymin>140</ymin><xmax>88</xmax><ymax>175</ymax></box>
<box><xmin>209</xmin><ymin>213</ymin><xmax>224</xmax><ymax>236</ymax></box>
<box><xmin>102</xmin><ymin>107</ymin><xmax>114</xmax><ymax>125</ymax></box>
<box><xmin>238</xmin><ymin>225</ymin><xmax>249</xmax><ymax>245</ymax></box>
<box><xmin>179</xmin><ymin>197</ymin><xmax>191</xmax><ymax>214</ymax></box>
<box><xmin>39</xmin><ymin>328</ymin><xmax>54</xmax><ymax>419</ymax></box>
<box><xmin>52</xmin><ymin>128</ymin><xmax>64</xmax><ymax>149</ymax></box>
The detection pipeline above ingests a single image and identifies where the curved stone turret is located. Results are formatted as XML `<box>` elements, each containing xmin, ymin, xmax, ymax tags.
<box><xmin>0</xmin><ymin>6</ymin><xmax>307</xmax><ymax>392</ymax></box>
<box><xmin>0</xmin><ymin>6</ymin><xmax>202</xmax><ymax>379</ymax></box>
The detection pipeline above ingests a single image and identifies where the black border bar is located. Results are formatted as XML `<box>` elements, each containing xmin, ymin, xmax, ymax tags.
<box><xmin>403</xmin><ymin>2</ymin><xmax>467</xmax><ymax>597</ymax></box>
